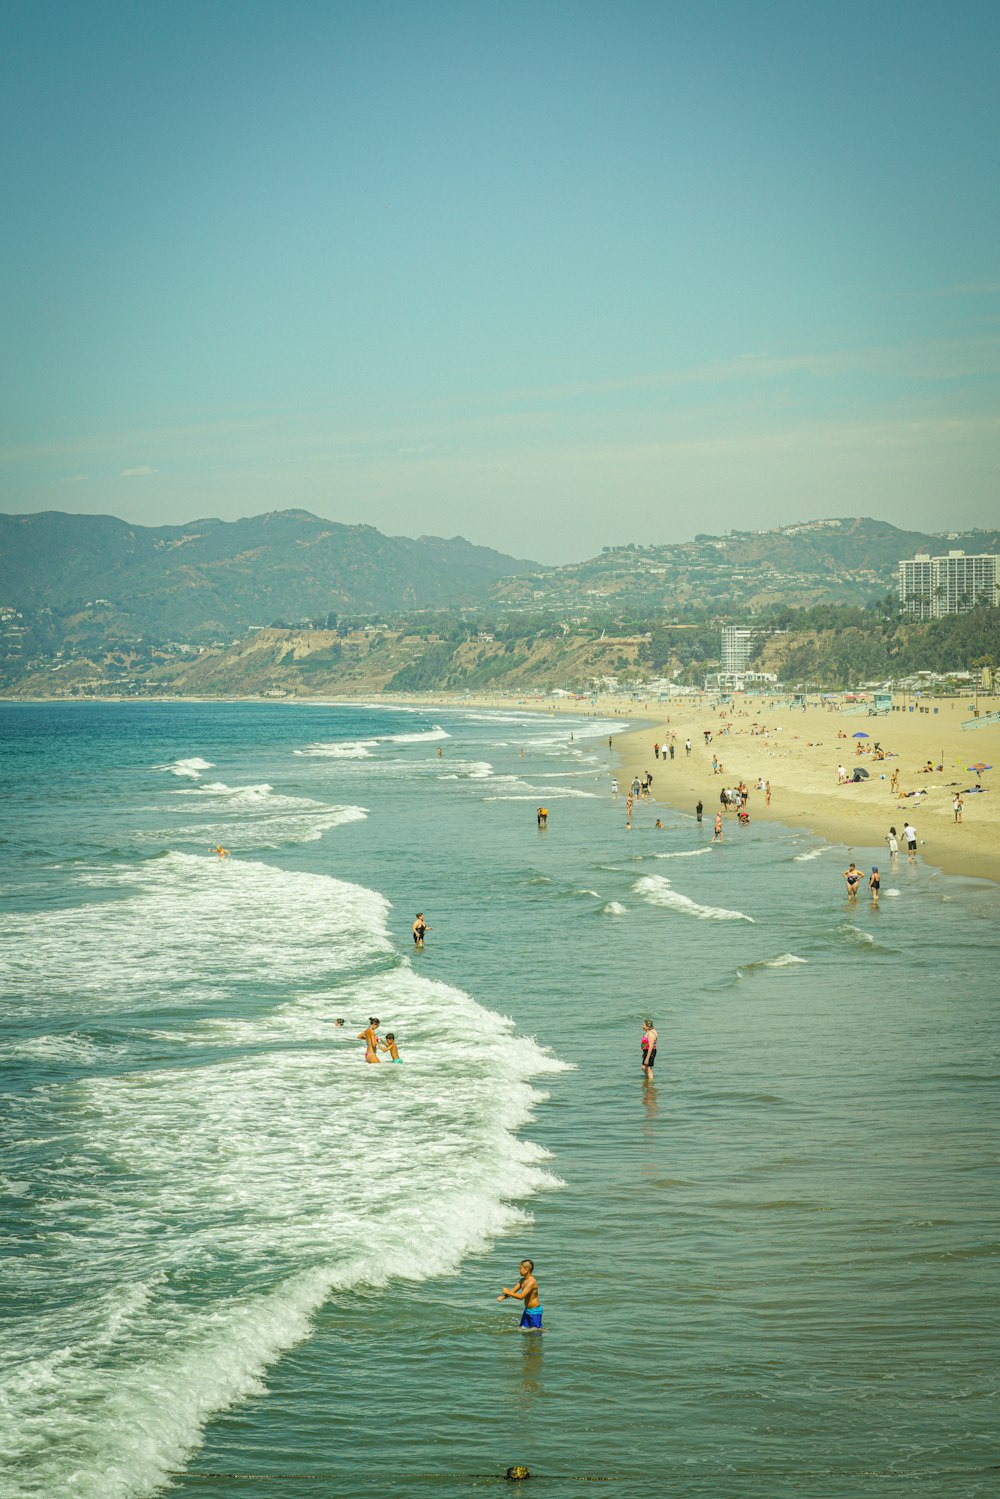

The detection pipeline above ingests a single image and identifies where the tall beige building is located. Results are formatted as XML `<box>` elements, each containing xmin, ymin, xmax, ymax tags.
<box><xmin>898</xmin><ymin>550</ymin><xmax>998</xmax><ymax>618</ymax></box>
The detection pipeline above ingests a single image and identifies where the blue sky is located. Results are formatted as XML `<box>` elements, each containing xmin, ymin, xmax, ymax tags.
<box><xmin>2</xmin><ymin>0</ymin><xmax>997</xmax><ymax>563</ymax></box>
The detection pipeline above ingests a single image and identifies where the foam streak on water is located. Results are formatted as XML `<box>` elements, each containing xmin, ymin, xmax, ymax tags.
<box><xmin>634</xmin><ymin>872</ymin><xmax>755</xmax><ymax>922</ymax></box>
<box><xmin>2</xmin><ymin>850</ymin><xmax>565</xmax><ymax>1499</ymax></box>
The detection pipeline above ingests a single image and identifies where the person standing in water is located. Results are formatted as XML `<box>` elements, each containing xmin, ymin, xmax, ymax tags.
<box><xmin>497</xmin><ymin>1259</ymin><xmax>542</xmax><ymax>1332</ymax></box>
<box><xmin>412</xmin><ymin>914</ymin><xmax>430</xmax><ymax>947</ymax></box>
<box><xmin>843</xmin><ymin>863</ymin><xmax>860</xmax><ymax>900</ymax></box>
<box><xmin>358</xmin><ymin>1018</ymin><xmax>381</xmax><ymax>1064</ymax></box>
<box><xmin>379</xmin><ymin>1032</ymin><xmax>402</xmax><ymax>1063</ymax></box>
<box><xmin>640</xmin><ymin>1019</ymin><xmax>658</xmax><ymax>1075</ymax></box>
<box><xmin>869</xmin><ymin>867</ymin><xmax>880</xmax><ymax>905</ymax></box>
<box><xmin>696</xmin><ymin>799</ymin><xmax>703</xmax><ymax>823</ymax></box>
<box><xmin>712</xmin><ymin>811</ymin><xmax>723</xmax><ymax>842</ymax></box>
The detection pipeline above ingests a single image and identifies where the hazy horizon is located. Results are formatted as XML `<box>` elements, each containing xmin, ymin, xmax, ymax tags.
<box><xmin>3</xmin><ymin>1</ymin><xmax>998</xmax><ymax>564</ymax></box>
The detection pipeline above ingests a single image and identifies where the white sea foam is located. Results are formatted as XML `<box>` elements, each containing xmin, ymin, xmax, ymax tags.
<box><xmin>294</xmin><ymin>742</ymin><xmax>372</xmax><ymax>758</ymax></box>
<box><xmin>157</xmin><ymin>757</ymin><xmax>215</xmax><ymax>779</ymax></box>
<box><xmin>484</xmin><ymin>791</ymin><xmax>599</xmax><ymax>802</ymax></box>
<box><xmin>634</xmin><ymin>873</ymin><xmax>754</xmax><ymax>922</ymax></box>
<box><xmin>653</xmin><ymin>847</ymin><xmax>712</xmax><ymax>859</ymax></box>
<box><xmin>296</xmin><ymin>725</ymin><xmax>449</xmax><ymax>758</ymax></box>
<box><xmin>738</xmin><ymin>953</ymin><xmax>808</xmax><ymax>975</ymax></box>
<box><xmin>1</xmin><ymin>852</ymin><xmax>567</xmax><ymax>1498</ymax></box>
<box><xmin>602</xmin><ymin>901</ymin><xmax>628</xmax><ymax>916</ymax></box>
<box><xmin>161</xmin><ymin>782</ymin><xmax>367</xmax><ymax>847</ymax></box>
<box><xmin>837</xmin><ymin>923</ymin><xmax>877</xmax><ymax>945</ymax></box>
<box><xmin>440</xmin><ymin>759</ymin><xmax>495</xmax><ymax>780</ymax></box>
<box><xmin>793</xmin><ymin>844</ymin><xmax>833</xmax><ymax>863</ymax></box>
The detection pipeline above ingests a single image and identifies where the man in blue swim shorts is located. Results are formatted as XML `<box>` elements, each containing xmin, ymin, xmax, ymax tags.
<box><xmin>497</xmin><ymin>1259</ymin><xmax>542</xmax><ymax>1331</ymax></box>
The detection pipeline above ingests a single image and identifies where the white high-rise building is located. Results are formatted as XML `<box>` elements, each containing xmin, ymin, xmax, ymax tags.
<box><xmin>721</xmin><ymin>626</ymin><xmax>755</xmax><ymax>673</ymax></box>
<box><xmin>898</xmin><ymin>551</ymin><xmax>998</xmax><ymax>618</ymax></box>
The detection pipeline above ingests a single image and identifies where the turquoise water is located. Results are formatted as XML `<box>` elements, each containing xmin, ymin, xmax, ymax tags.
<box><xmin>2</xmin><ymin>700</ymin><xmax>998</xmax><ymax>1498</ymax></box>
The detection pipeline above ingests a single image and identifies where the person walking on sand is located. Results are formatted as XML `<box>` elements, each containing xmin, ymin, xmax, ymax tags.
<box><xmin>640</xmin><ymin>1019</ymin><xmax>658</xmax><ymax>1075</ymax></box>
<box><xmin>843</xmin><ymin>863</ymin><xmax>861</xmax><ymax>900</ymax></box>
<box><xmin>412</xmin><ymin>913</ymin><xmax>431</xmax><ymax>947</ymax></box>
<box><xmin>890</xmin><ymin>768</ymin><xmax>900</xmax><ymax>796</ymax></box>
<box><xmin>903</xmin><ymin>821</ymin><xmax>917</xmax><ymax>858</ymax></box>
<box><xmin>953</xmin><ymin>793</ymin><xmax>963</xmax><ymax>823</ymax></box>
<box><xmin>685</xmin><ymin>737</ymin><xmax>691</xmax><ymax>756</ymax></box>
<box><xmin>497</xmin><ymin>1259</ymin><xmax>542</xmax><ymax>1332</ymax></box>
<box><xmin>358</xmin><ymin>1018</ymin><xmax>381</xmax><ymax>1064</ymax></box>
<box><xmin>765</xmin><ymin>781</ymin><xmax>771</xmax><ymax>806</ymax></box>
<box><xmin>869</xmin><ymin>867</ymin><xmax>880</xmax><ymax>905</ymax></box>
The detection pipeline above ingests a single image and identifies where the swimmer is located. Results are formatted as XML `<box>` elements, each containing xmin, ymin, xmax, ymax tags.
<box><xmin>655</xmin><ymin>818</ymin><xmax>663</xmax><ymax>829</ymax></box>
<box><xmin>210</xmin><ymin>845</ymin><xmax>230</xmax><ymax>859</ymax></box>
<box><xmin>358</xmin><ymin>1017</ymin><xmax>381</xmax><ymax>1063</ymax></box>
<box><xmin>379</xmin><ymin>1031</ymin><xmax>402</xmax><ymax>1063</ymax></box>
<box><xmin>869</xmin><ymin>866</ymin><xmax>880</xmax><ymax>905</ymax></box>
<box><xmin>843</xmin><ymin>863</ymin><xmax>860</xmax><ymax>901</ymax></box>
<box><xmin>640</xmin><ymin>1019</ymin><xmax>657</xmax><ymax>1075</ymax></box>
<box><xmin>334</xmin><ymin>1018</ymin><xmax>345</xmax><ymax>1027</ymax></box>
<box><xmin>412</xmin><ymin>913</ymin><xmax>430</xmax><ymax>947</ymax></box>
<box><xmin>497</xmin><ymin>1259</ymin><xmax>542</xmax><ymax>1332</ymax></box>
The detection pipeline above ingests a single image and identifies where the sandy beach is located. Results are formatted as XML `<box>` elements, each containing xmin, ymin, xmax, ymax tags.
<box><xmin>388</xmin><ymin>690</ymin><xmax>1000</xmax><ymax>886</ymax></box>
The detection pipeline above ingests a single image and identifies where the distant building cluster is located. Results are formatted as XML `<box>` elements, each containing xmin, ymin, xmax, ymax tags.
<box><xmin>899</xmin><ymin>550</ymin><xmax>998</xmax><ymax>619</ymax></box>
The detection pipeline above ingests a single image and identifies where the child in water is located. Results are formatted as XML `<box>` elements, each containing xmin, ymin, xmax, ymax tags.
<box><xmin>380</xmin><ymin>1032</ymin><xmax>403</xmax><ymax>1063</ymax></box>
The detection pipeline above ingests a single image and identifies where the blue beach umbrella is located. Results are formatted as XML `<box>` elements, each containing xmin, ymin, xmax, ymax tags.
<box><xmin>966</xmin><ymin>762</ymin><xmax>992</xmax><ymax>773</ymax></box>
<box><xmin>852</xmin><ymin>731</ymin><xmax>869</xmax><ymax>738</ymax></box>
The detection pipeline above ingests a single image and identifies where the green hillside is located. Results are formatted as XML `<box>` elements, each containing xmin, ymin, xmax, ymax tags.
<box><xmin>0</xmin><ymin>509</ymin><xmax>540</xmax><ymax>640</ymax></box>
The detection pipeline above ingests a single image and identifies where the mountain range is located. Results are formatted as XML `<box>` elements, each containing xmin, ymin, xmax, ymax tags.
<box><xmin>0</xmin><ymin>509</ymin><xmax>539</xmax><ymax>640</ymax></box>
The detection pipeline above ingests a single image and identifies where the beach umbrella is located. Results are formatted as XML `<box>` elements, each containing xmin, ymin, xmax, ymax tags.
<box><xmin>852</xmin><ymin>731</ymin><xmax>869</xmax><ymax>738</ymax></box>
<box><xmin>854</xmin><ymin>767</ymin><xmax>870</xmax><ymax>778</ymax></box>
<box><xmin>966</xmin><ymin>762</ymin><xmax>992</xmax><ymax>772</ymax></box>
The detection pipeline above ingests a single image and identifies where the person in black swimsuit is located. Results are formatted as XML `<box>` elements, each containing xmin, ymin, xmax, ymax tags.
<box><xmin>412</xmin><ymin>913</ymin><xmax>430</xmax><ymax>947</ymax></box>
<box><xmin>641</xmin><ymin>1019</ymin><xmax>658</xmax><ymax>1075</ymax></box>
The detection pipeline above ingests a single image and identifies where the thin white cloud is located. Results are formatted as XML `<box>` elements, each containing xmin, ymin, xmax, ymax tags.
<box><xmin>120</xmin><ymin>465</ymin><xmax>158</xmax><ymax>477</ymax></box>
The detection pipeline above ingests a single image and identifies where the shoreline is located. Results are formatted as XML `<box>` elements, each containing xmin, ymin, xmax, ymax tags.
<box><xmin>371</xmin><ymin>688</ymin><xmax>1000</xmax><ymax>888</ymax></box>
<box><xmin>4</xmin><ymin>688</ymin><xmax>998</xmax><ymax>885</ymax></box>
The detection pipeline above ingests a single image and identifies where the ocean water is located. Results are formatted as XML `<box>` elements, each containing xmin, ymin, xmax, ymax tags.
<box><xmin>2</xmin><ymin>700</ymin><xmax>998</xmax><ymax>1498</ymax></box>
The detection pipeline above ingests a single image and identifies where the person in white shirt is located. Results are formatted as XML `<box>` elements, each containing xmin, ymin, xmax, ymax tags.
<box><xmin>903</xmin><ymin>822</ymin><xmax>917</xmax><ymax>857</ymax></box>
